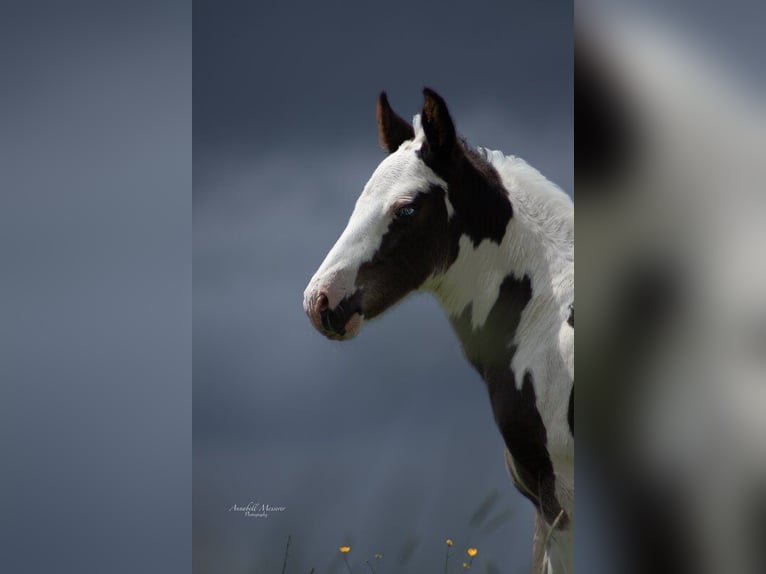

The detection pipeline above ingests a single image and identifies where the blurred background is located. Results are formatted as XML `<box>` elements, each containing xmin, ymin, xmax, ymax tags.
<box><xmin>0</xmin><ymin>1</ymin><xmax>191</xmax><ymax>573</ymax></box>
<box><xmin>577</xmin><ymin>1</ymin><xmax>766</xmax><ymax>573</ymax></box>
<box><xmin>193</xmin><ymin>1</ymin><xmax>572</xmax><ymax>573</ymax></box>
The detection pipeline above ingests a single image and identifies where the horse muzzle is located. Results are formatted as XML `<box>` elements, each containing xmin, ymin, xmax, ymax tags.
<box><xmin>303</xmin><ymin>285</ymin><xmax>364</xmax><ymax>340</ymax></box>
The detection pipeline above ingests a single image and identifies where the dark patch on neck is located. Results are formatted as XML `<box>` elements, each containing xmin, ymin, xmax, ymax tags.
<box><xmin>418</xmin><ymin>141</ymin><xmax>513</xmax><ymax>248</ymax></box>
<box><xmin>451</xmin><ymin>274</ymin><xmax>532</xmax><ymax>369</ymax></box>
<box><xmin>567</xmin><ymin>303</ymin><xmax>574</xmax><ymax>327</ymax></box>
<box><xmin>355</xmin><ymin>185</ymin><xmax>458</xmax><ymax>319</ymax></box>
<box><xmin>450</xmin><ymin>274</ymin><xmax>566</xmax><ymax>527</ymax></box>
<box><xmin>495</xmin><ymin>371</ymin><xmax>566</xmax><ymax>526</ymax></box>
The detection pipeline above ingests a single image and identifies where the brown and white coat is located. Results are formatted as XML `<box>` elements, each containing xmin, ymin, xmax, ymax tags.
<box><xmin>304</xmin><ymin>89</ymin><xmax>574</xmax><ymax>573</ymax></box>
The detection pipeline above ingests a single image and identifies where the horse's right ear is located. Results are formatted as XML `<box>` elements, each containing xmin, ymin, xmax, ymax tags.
<box><xmin>377</xmin><ymin>92</ymin><xmax>415</xmax><ymax>153</ymax></box>
<box><xmin>421</xmin><ymin>88</ymin><xmax>456</xmax><ymax>158</ymax></box>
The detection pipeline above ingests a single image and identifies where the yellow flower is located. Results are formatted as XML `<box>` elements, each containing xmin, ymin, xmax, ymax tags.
<box><xmin>374</xmin><ymin>553</ymin><xmax>383</xmax><ymax>559</ymax></box>
<box><xmin>467</xmin><ymin>547</ymin><xmax>478</xmax><ymax>557</ymax></box>
<box><xmin>339</xmin><ymin>546</ymin><xmax>351</xmax><ymax>553</ymax></box>
<box><xmin>462</xmin><ymin>562</ymin><xmax>470</xmax><ymax>569</ymax></box>
<box><xmin>445</xmin><ymin>538</ymin><xmax>454</xmax><ymax>547</ymax></box>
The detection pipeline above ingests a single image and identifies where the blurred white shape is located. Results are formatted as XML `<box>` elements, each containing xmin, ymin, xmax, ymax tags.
<box><xmin>579</xmin><ymin>3</ymin><xmax>766</xmax><ymax>572</ymax></box>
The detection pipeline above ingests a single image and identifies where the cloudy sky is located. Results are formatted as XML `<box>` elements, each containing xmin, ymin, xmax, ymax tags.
<box><xmin>1</xmin><ymin>2</ymin><xmax>191</xmax><ymax>573</ymax></box>
<box><xmin>193</xmin><ymin>2</ymin><xmax>572</xmax><ymax>573</ymax></box>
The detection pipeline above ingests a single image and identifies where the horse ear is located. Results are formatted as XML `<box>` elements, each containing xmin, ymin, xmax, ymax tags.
<box><xmin>421</xmin><ymin>88</ymin><xmax>456</xmax><ymax>156</ymax></box>
<box><xmin>377</xmin><ymin>92</ymin><xmax>415</xmax><ymax>153</ymax></box>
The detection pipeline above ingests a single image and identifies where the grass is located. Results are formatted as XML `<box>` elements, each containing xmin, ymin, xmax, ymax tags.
<box><xmin>270</xmin><ymin>490</ymin><xmax>524</xmax><ymax>573</ymax></box>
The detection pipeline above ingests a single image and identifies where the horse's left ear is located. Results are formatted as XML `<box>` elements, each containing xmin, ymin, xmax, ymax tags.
<box><xmin>377</xmin><ymin>92</ymin><xmax>415</xmax><ymax>153</ymax></box>
<box><xmin>421</xmin><ymin>87</ymin><xmax>457</xmax><ymax>158</ymax></box>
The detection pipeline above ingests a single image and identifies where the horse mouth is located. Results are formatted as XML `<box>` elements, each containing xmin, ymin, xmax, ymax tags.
<box><xmin>310</xmin><ymin>292</ymin><xmax>363</xmax><ymax>340</ymax></box>
<box><xmin>319</xmin><ymin>311</ymin><xmax>363</xmax><ymax>340</ymax></box>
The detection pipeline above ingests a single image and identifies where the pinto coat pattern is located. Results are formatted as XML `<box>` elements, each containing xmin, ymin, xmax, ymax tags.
<box><xmin>304</xmin><ymin>89</ymin><xmax>573</xmax><ymax>573</ymax></box>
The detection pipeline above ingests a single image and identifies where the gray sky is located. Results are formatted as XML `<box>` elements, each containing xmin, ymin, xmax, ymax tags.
<box><xmin>1</xmin><ymin>2</ymin><xmax>191</xmax><ymax>573</ymax></box>
<box><xmin>194</xmin><ymin>2</ymin><xmax>572</xmax><ymax>573</ymax></box>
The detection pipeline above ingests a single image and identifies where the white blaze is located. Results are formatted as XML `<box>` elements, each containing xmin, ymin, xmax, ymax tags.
<box><xmin>304</xmin><ymin>124</ymin><xmax>447</xmax><ymax>310</ymax></box>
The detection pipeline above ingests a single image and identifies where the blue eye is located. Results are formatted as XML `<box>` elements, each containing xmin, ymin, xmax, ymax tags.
<box><xmin>396</xmin><ymin>205</ymin><xmax>417</xmax><ymax>218</ymax></box>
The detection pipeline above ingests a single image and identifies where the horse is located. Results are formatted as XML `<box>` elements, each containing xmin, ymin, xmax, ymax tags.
<box><xmin>303</xmin><ymin>88</ymin><xmax>574</xmax><ymax>573</ymax></box>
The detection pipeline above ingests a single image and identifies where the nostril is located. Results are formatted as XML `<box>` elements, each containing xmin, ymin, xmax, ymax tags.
<box><xmin>315</xmin><ymin>292</ymin><xmax>329</xmax><ymax>313</ymax></box>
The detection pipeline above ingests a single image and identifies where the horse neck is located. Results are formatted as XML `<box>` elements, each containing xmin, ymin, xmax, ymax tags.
<box><xmin>424</xmin><ymin>166</ymin><xmax>573</xmax><ymax>355</ymax></box>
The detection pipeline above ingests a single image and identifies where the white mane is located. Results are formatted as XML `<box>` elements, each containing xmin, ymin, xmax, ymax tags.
<box><xmin>476</xmin><ymin>147</ymin><xmax>573</xmax><ymax>250</ymax></box>
<box><xmin>476</xmin><ymin>147</ymin><xmax>572</xmax><ymax>214</ymax></box>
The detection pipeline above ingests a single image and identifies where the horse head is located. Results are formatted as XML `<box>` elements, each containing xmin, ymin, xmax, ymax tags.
<box><xmin>303</xmin><ymin>89</ymin><xmax>463</xmax><ymax>340</ymax></box>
